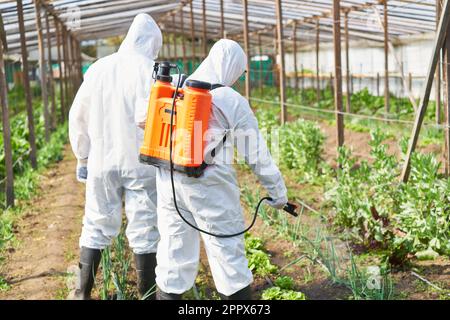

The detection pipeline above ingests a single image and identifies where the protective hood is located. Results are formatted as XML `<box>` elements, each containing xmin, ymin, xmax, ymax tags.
<box><xmin>118</xmin><ymin>13</ymin><xmax>162</xmax><ymax>59</ymax></box>
<box><xmin>189</xmin><ymin>39</ymin><xmax>247</xmax><ymax>86</ymax></box>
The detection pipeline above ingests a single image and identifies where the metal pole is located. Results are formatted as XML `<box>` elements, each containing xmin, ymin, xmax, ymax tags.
<box><xmin>345</xmin><ymin>10</ymin><xmax>351</xmax><ymax>113</ymax></box>
<box><xmin>401</xmin><ymin>0</ymin><xmax>450</xmax><ymax>182</ymax></box>
<box><xmin>293</xmin><ymin>21</ymin><xmax>299</xmax><ymax>95</ymax></box>
<box><xmin>34</xmin><ymin>0</ymin><xmax>51</xmax><ymax>142</ymax></box>
<box><xmin>242</xmin><ymin>0</ymin><xmax>251</xmax><ymax>101</ymax></box>
<box><xmin>333</xmin><ymin>0</ymin><xmax>344</xmax><ymax>149</ymax></box>
<box><xmin>0</xmin><ymin>33</ymin><xmax>14</xmax><ymax>207</ymax></box>
<box><xmin>384</xmin><ymin>0</ymin><xmax>390</xmax><ymax>117</ymax></box>
<box><xmin>16</xmin><ymin>0</ymin><xmax>37</xmax><ymax>169</ymax></box>
<box><xmin>202</xmin><ymin>0</ymin><xmax>207</xmax><ymax>58</ymax></box>
<box><xmin>316</xmin><ymin>19</ymin><xmax>320</xmax><ymax>103</ymax></box>
<box><xmin>45</xmin><ymin>13</ymin><xmax>56</xmax><ymax>129</ymax></box>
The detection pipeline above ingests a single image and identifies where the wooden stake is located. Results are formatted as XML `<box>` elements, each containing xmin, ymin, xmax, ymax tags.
<box><xmin>16</xmin><ymin>0</ymin><xmax>37</xmax><ymax>168</ymax></box>
<box><xmin>444</xmin><ymin>22</ymin><xmax>450</xmax><ymax>175</ymax></box>
<box><xmin>345</xmin><ymin>10</ymin><xmax>351</xmax><ymax>113</ymax></box>
<box><xmin>34</xmin><ymin>0</ymin><xmax>51</xmax><ymax>141</ymax></box>
<box><xmin>384</xmin><ymin>0</ymin><xmax>390</xmax><ymax>117</ymax></box>
<box><xmin>333</xmin><ymin>0</ymin><xmax>344</xmax><ymax>149</ymax></box>
<box><xmin>377</xmin><ymin>72</ymin><xmax>380</xmax><ymax>96</ymax></box>
<box><xmin>401</xmin><ymin>0</ymin><xmax>450</xmax><ymax>182</ymax></box>
<box><xmin>293</xmin><ymin>21</ymin><xmax>299</xmax><ymax>95</ymax></box>
<box><xmin>181</xmin><ymin>9</ymin><xmax>187</xmax><ymax>70</ymax></box>
<box><xmin>45</xmin><ymin>13</ymin><xmax>57</xmax><ymax>129</ymax></box>
<box><xmin>189</xmin><ymin>1</ymin><xmax>196</xmax><ymax>68</ymax></box>
<box><xmin>242</xmin><ymin>0</ymin><xmax>251</xmax><ymax>101</ymax></box>
<box><xmin>275</xmin><ymin>0</ymin><xmax>287</xmax><ymax>123</ymax></box>
<box><xmin>316</xmin><ymin>20</ymin><xmax>320</xmax><ymax>103</ymax></box>
<box><xmin>220</xmin><ymin>0</ymin><xmax>225</xmax><ymax>38</ymax></box>
<box><xmin>202</xmin><ymin>0</ymin><xmax>207</xmax><ymax>58</ymax></box>
<box><xmin>436</xmin><ymin>0</ymin><xmax>442</xmax><ymax>124</ymax></box>
<box><xmin>55</xmin><ymin>21</ymin><xmax>65</xmax><ymax>122</ymax></box>
<box><xmin>258</xmin><ymin>33</ymin><xmax>263</xmax><ymax>94</ymax></box>
<box><xmin>0</xmin><ymin>33</ymin><xmax>14</xmax><ymax>207</ymax></box>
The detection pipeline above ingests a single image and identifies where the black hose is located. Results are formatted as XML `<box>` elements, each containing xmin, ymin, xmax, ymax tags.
<box><xmin>168</xmin><ymin>65</ymin><xmax>270</xmax><ymax>238</ymax></box>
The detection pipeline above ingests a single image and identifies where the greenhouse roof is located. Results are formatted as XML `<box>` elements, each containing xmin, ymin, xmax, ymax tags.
<box><xmin>0</xmin><ymin>0</ymin><xmax>440</xmax><ymax>54</ymax></box>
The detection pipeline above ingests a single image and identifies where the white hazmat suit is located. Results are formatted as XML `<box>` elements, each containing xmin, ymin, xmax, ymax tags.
<box><xmin>155</xmin><ymin>39</ymin><xmax>288</xmax><ymax>296</ymax></box>
<box><xmin>69</xmin><ymin>14</ymin><xmax>162</xmax><ymax>254</ymax></box>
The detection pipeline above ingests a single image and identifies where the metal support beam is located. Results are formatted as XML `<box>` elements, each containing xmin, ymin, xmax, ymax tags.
<box><xmin>401</xmin><ymin>0</ymin><xmax>450</xmax><ymax>182</ymax></box>
<box><xmin>242</xmin><ymin>0</ymin><xmax>250</xmax><ymax>101</ymax></box>
<box><xmin>333</xmin><ymin>0</ymin><xmax>344</xmax><ymax>149</ymax></box>
<box><xmin>275</xmin><ymin>0</ymin><xmax>286</xmax><ymax>123</ymax></box>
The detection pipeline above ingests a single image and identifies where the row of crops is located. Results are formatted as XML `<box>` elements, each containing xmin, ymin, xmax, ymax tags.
<box><xmin>87</xmin><ymin>86</ymin><xmax>449</xmax><ymax>300</ymax></box>
<box><xmin>253</xmin><ymin>97</ymin><xmax>449</xmax><ymax>262</ymax></box>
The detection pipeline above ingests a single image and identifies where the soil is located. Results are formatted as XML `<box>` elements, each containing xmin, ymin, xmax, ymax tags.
<box><xmin>0</xmin><ymin>146</ymin><xmax>83</xmax><ymax>300</ymax></box>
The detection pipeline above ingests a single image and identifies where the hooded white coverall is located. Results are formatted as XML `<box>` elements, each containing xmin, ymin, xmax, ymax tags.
<box><xmin>69</xmin><ymin>14</ymin><xmax>162</xmax><ymax>254</ymax></box>
<box><xmin>155</xmin><ymin>39</ymin><xmax>288</xmax><ymax>296</ymax></box>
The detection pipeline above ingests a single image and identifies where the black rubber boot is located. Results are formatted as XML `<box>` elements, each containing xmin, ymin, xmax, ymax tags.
<box><xmin>73</xmin><ymin>247</ymin><xmax>102</xmax><ymax>300</ymax></box>
<box><xmin>219</xmin><ymin>285</ymin><xmax>252</xmax><ymax>300</ymax></box>
<box><xmin>134</xmin><ymin>253</ymin><xmax>157</xmax><ymax>300</ymax></box>
<box><xmin>156</xmin><ymin>288</ymin><xmax>183</xmax><ymax>300</ymax></box>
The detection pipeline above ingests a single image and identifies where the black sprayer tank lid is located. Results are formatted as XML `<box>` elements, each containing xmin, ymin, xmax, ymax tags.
<box><xmin>156</xmin><ymin>61</ymin><xmax>172</xmax><ymax>82</ymax></box>
<box><xmin>185</xmin><ymin>79</ymin><xmax>211</xmax><ymax>90</ymax></box>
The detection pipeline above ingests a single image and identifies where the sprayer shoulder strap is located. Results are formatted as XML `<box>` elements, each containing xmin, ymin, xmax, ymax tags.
<box><xmin>198</xmin><ymin>84</ymin><xmax>227</xmax><ymax>172</ymax></box>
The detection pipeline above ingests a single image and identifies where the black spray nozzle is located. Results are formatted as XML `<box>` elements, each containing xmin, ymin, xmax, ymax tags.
<box><xmin>283</xmin><ymin>202</ymin><xmax>298</xmax><ymax>217</ymax></box>
<box><xmin>266</xmin><ymin>197</ymin><xmax>299</xmax><ymax>217</ymax></box>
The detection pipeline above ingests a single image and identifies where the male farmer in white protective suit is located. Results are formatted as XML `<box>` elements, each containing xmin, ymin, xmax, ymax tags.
<box><xmin>68</xmin><ymin>14</ymin><xmax>162</xmax><ymax>300</ymax></box>
<box><xmin>154</xmin><ymin>39</ymin><xmax>288</xmax><ymax>300</ymax></box>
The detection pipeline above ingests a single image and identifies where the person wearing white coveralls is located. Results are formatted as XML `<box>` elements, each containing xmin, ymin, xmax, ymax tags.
<box><xmin>68</xmin><ymin>13</ymin><xmax>162</xmax><ymax>300</ymax></box>
<box><xmin>154</xmin><ymin>39</ymin><xmax>288</xmax><ymax>300</ymax></box>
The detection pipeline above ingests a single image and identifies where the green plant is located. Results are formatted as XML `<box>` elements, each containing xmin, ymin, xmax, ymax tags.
<box><xmin>245</xmin><ymin>234</ymin><xmax>278</xmax><ymax>276</ymax></box>
<box><xmin>325</xmin><ymin>129</ymin><xmax>450</xmax><ymax>263</ymax></box>
<box><xmin>261</xmin><ymin>286</ymin><xmax>306</xmax><ymax>300</ymax></box>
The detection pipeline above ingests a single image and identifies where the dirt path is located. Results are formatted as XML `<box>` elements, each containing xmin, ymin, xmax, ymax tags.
<box><xmin>0</xmin><ymin>146</ymin><xmax>83</xmax><ymax>300</ymax></box>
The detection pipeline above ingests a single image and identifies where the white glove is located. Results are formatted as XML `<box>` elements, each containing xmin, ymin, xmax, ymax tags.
<box><xmin>76</xmin><ymin>158</ymin><xmax>88</xmax><ymax>183</ymax></box>
<box><xmin>266</xmin><ymin>195</ymin><xmax>288</xmax><ymax>210</ymax></box>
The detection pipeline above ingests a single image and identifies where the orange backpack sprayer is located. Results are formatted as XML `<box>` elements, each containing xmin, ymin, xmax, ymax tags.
<box><xmin>140</xmin><ymin>62</ymin><xmax>298</xmax><ymax>238</ymax></box>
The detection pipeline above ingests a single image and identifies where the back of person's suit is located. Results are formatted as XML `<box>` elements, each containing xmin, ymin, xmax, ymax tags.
<box><xmin>68</xmin><ymin>13</ymin><xmax>162</xmax><ymax>300</ymax></box>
